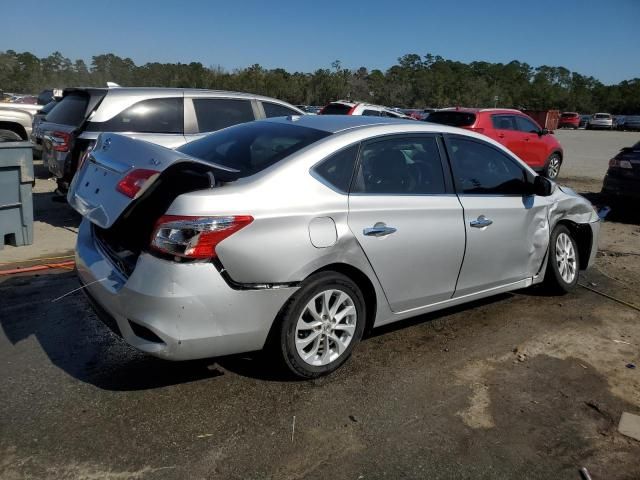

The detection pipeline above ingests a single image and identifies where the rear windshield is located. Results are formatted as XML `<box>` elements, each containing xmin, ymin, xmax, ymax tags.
<box><xmin>44</xmin><ymin>93</ymin><xmax>89</xmax><ymax>126</ymax></box>
<box><xmin>595</xmin><ymin>114</ymin><xmax>611</xmax><ymax>119</ymax></box>
<box><xmin>426</xmin><ymin>111</ymin><xmax>476</xmax><ymax>127</ymax></box>
<box><xmin>561</xmin><ymin>113</ymin><xmax>578</xmax><ymax>118</ymax></box>
<box><xmin>320</xmin><ymin>103</ymin><xmax>353</xmax><ymax>115</ymax></box>
<box><xmin>177</xmin><ymin>121</ymin><xmax>331</xmax><ymax>180</ymax></box>
<box><xmin>41</xmin><ymin>101</ymin><xmax>57</xmax><ymax>115</ymax></box>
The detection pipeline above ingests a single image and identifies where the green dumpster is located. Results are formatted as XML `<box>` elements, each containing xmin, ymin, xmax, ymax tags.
<box><xmin>0</xmin><ymin>142</ymin><xmax>34</xmax><ymax>249</ymax></box>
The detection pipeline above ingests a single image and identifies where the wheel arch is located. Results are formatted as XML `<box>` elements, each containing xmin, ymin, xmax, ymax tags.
<box><xmin>555</xmin><ymin>219</ymin><xmax>593</xmax><ymax>270</ymax></box>
<box><xmin>0</xmin><ymin>121</ymin><xmax>28</xmax><ymax>140</ymax></box>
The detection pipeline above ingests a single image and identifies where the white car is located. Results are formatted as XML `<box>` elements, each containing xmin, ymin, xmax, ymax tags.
<box><xmin>319</xmin><ymin>100</ymin><xmax>412</xmax><ymax>119</ymax></box>
<box><xmin>587</xmin><ymin>113</ymin><xmax>613</xmax><ymax>130</ymax></box>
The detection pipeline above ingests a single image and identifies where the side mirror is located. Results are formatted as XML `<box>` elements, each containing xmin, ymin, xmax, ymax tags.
<box><xmin>533</xmin><ymin>175</ymin><xmax>553</xmax><ymax>196</ymax></box>
<box><xmin>538</xmin><ymin>128</ymin><xmax>550</xmax><ymax>136</ymax></box>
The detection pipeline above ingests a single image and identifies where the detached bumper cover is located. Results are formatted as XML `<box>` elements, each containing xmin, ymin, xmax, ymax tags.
<box><xmin>75</xmin><ymin>219</ymin><xmax>298</xmax><ymax>360</ymax></box>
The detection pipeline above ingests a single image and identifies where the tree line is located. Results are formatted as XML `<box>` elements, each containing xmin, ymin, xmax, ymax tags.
<box><xmin>1</xmin><ymin>50</ymin><xmax>638</xmax><ymax>114</ymax></box>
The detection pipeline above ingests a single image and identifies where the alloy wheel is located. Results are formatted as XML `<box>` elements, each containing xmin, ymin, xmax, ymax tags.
<box><xmin>547</xmin><ymin>156</ymin><xmax>561</xmax><ymax>179</ymax></box>
<box><xmin>295</xmin><ymin>289</ymin><xmax>357</xmax><ymax>366</ymax></box>
<box><xmin>555</xmin><ymin>232</ymin><xmax>577</xmax><ymax>284</ymax></box>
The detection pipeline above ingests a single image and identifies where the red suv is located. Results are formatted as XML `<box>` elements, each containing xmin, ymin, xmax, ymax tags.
<box><xmin>426</xmin><ymin>108</ymin><xmax>564</xmax><ymax>179</ymax></box>
<box><xmin>559</xmin><ymin>112</ymin><xmax>580</xmax><ymax>129</ymax></box>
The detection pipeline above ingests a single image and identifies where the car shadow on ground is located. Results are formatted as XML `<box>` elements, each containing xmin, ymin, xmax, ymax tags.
<box><xmin>0</xmin><ymin>270</ymin><xmax>523</xmax><ymax>389</ymax></box>
<box><xmin>32</xmin><ymin>190</ymin><xmax>81</xmax><ymax>230</ymax></box>
<box><xmin>0</xmin><ymin>271</ymin><xmax>224</xmax><ymax>391</ymax></box>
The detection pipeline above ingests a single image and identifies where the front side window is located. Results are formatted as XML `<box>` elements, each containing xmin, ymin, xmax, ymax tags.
<box><xmin>262</xmin><ymin>102</ymin><xmax>299</xmax><ymax>118</ymax></box>
<box><xmin>448</xmin><ymin>137</ymin><xmax>528</xmax><ymax>195</ymax></box>
<box><xmin>193</xmin><ymin>98</ymin><xmax>255</xmax><ymax>133</ymax></box>
<box><xmin>352</xmin><ymin>136</ymin><xmax>446</xmax><ymax>195</ymax></box>
<box><xmin>91</xmin><ymin>97</ymin><xmax>183</xmax><ymax>134</ymax></box>
<box><xmin>491</xmin><ymin>114</ymin><xmax>517</xmax><ymax>131</ymax></box>
<box><xmin>312</xmin><ymin>144</ymin><xmax>359</xmax><ymax>193</ymax></box>
<box><xmin>515</xmin><ymin>115</ymin><xmax>540</xmax><ymax>133</ymax></box>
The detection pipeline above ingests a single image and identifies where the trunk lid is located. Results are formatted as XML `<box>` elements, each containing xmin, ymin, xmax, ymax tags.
<box><xmin>68</xmin><ymin>133</ymin><xmax>217</xmax><ymax>228</ymax></box>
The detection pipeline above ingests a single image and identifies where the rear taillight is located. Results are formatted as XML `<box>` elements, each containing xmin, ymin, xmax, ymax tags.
<box><xmin>51</xmin><ymin>131</ymin><xmax>71</xmax><ymax>152</ymax></box>
<box><xmin>116</xmin><ymin>169</ymin><xmax>159</xmax><ymax>198</ymax></box>
<box><xmin>609</xmin><ymin>157</ymin><xmax>632</xmax><ymax>169</ymax></box>
<box><xmin>150</xmin><ymin>215</ymin><xmax>253</xmax><ymax>260</ymax></box>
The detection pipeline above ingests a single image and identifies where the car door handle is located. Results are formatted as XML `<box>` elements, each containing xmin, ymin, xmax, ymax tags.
<box><xmin>363</xmin><ymin>223</ymin><xmax>397</xmax><ymax>237</ymax></box>
<box><xmin>497</xmin><ymin>133</ymin><xmax>505</xmax><ymax>139</ymax></box>
<box><xmin>470</xmin><ymin>215</ymin><xmax>493</xmax><ymax>228</ymax></box>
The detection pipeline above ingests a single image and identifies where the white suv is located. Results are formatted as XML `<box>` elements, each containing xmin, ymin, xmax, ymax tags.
<box><xmin>319</xmin><ymin>100</ymin><xmax>411</xmax><ymax>119</ymax></box>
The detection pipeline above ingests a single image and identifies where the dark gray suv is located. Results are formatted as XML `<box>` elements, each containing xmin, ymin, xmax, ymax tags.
<box><xmin>40</xmin><ymin>87</ymin><xmax>303</xmax><ymax>192</ymax></box>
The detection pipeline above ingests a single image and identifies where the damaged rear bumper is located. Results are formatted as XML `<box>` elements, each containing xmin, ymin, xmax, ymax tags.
<box><xmin>75</xmin><ymin>219</ymin><xmax>298</xmax><ymax>360</ymax></box>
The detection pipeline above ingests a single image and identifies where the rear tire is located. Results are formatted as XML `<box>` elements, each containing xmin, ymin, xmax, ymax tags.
<box><xmin>544</xmin><ymin>153</ymin><xmax>562</xmax><ymax>180</ymax></box>
<box><xmin>0</xmin><ymin>129</ymin><xmax>22</xmax><ymax>142</ymax></box>
<box><xmin>273</xmin><ymin>271</ymin><xmax>366</xmax><ymax>379</ymax></box>
<box><xmin>543</xmin><ymin>225</ymin><xmax>580</xmax><ymax>294</ymax></box>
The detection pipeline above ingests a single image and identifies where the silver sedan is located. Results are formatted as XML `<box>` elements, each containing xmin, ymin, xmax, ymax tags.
<box><xmin>68</xmin><ymin>115</ymin><xmax>600</xmax><ymax>378</ymax></box>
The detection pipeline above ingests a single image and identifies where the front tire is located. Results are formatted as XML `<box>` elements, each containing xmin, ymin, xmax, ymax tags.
<box><xmin>543</xmin><ymin>225</ymin><xmax>580</xmax><ymax>294</ymax></box>
<box><xmin>273</xmin><ymin>271</ymin><xmax>365</xmax><ymax>379</ymax></box>
<box><xmin>544</xmin><ymin>153</ymin><xmax>562</xmax><ymax>180</ymax></box>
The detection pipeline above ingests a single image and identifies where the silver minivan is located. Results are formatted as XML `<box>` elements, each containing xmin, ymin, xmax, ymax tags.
<box><xmin>40</xmin><ymin>87</ymin><xmax>303</xmax><ymax>191</ymax></box>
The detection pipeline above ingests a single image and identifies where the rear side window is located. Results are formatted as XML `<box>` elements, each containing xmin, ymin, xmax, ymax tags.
<box><xmin>448</xmin><ymin>137</ymin><xmax>527</xmax><ymax>195</ymax></box>
<box><xmin>362</xmin><ymin>109</ymin><xmax>380</xmax><ymax>116</ymax></box>
<box><xmin>176</xmin><ymin>121</ymin><xmax>330</xmax><ymax>180</ymax></box>
<box><xmin>262</xmin><ymin>102</ymin><xmax>299</xmax><ymax>118</ymax></box>
<box><xmin>320</xmin><ymin>103</ymin><xmax>353</xmax><ymax>115</ymax></box>
<box><xmin>90</xmin><ymin>97</ymin><xmax>183</xmax><ymax>134</ymax></box>
<box><xmin>491</xmin><ymin>115</ymin><xmax>517</xmax><ymax>130</ymax></box>
<box><xmin>45</xmin><ymin>94</ymin><xmax>89</xmax><ymax>126</ymax></box>
<box><xmin>427</xmin><ymin>111</ymin><xmax>476</xmax><ymax>127</ymax></box>
<box><xmin>312</xmin><ymin>144</ymin><xmax>359</xmax><ymax>193</ymax></box>
<box><xmin>193</xmin><ymin>98</ymin><xmax>254</xmax><ymax>133</ymax></box>
<box><xmin>352</xmin><ymin>136</ymin><xmax>446</xmax><ymax>195</ymax></box>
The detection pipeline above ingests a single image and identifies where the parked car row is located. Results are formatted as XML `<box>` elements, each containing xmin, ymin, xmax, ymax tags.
<box><xmin>37</xmin><ymin>87</ymin><xmax>304</xmax><ymax>192</ymax></box>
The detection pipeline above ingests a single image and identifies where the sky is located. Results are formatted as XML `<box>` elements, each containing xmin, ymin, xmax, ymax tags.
<box><xmin>2</xmin><ymin>0</ymin><xmax>639</xmax><ymax>85</ymax></box>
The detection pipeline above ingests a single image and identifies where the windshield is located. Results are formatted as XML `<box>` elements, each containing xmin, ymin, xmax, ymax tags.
<box><xmin>177</xmin><ymin>121</ymin><xmax>330</xmax><ymax>180</ymax></box>
<box><xmin>426</xmin><ymin>111</ymin><xmax>476</xmax><ymax>127</ymax></box>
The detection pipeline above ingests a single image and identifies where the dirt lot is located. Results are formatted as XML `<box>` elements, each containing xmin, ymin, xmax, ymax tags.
<box><xmin>0</xmin><ymin>134</ymin><xmax>639</xmax><ymax>479</ymax></box>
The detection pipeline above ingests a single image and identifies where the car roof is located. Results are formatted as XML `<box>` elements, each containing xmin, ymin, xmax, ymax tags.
<box><xmin>264</xmin><ymin>114</ymin><xmax>450</xmax><ymax>133</ymax></box>
<box><xmin>63</xmin><ymin>86</ymin><xmax>291</xmax><ymax>103</ymax></box>
<box><xmin>437</xmin><ymin>107</ymin><xmax>523</xmax><ymax>115</ymax></box>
